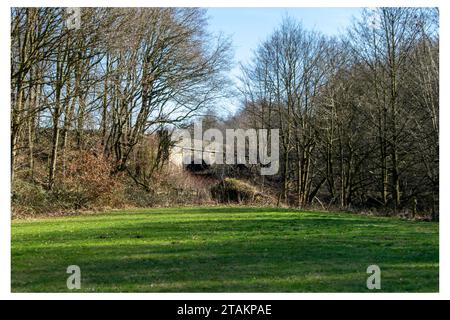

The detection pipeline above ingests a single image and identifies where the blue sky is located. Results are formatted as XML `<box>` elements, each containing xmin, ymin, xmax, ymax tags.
<box><xmin>205</xmin><ymin>7</ymin><xmax>363</xmax><ymax>114</ymax></box>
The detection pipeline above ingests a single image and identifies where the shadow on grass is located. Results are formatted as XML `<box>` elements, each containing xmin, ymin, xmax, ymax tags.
<box><xmin>11</xmin><ymin>208</ymin><xmax>439</xmax><ymax>292</ymax></box>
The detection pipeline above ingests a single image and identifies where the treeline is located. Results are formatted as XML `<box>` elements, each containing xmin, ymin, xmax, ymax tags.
<box><xmin>11</xmin><ymin>7</ymin><xmax>231</xmax><ymax>214</ymax></box>
<box><xmin>11</xmin><ymin>8</ymin><xmax>439</xmax><ymax>219</ymax></box>
<box><xmin>237</xmin><ymin>8</ymin><xmax>438</xmax><ymax>218</ymax></box>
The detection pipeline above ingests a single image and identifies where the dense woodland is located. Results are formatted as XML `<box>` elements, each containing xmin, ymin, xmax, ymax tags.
<box><xmin>11</xmin><ymin>8</ymin><xmax>439</xmax><ymax>219</ymax></box>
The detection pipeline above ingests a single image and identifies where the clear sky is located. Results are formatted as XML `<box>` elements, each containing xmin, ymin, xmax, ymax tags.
<box><xmin>205</xmin><ymin>7</ymin><xmax>363</xmax><ymax>115</ymax></box>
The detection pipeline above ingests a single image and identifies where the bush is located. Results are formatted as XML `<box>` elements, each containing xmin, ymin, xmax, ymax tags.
<box><xmin>12</xmin><ymin>179</ymin><xmax>50</xmax><ymax>216</ymax></box>
<box><xmin>12</xmin><ymin>151</ymin><xmax>126</xmax><ymax>217</ymax></box>
<box><xmin>211</xmin><ymin>178</ymin><xmax>258</xmax><ymax>203</ymax></box>
<box><xmin>56</xmin><ymin>151</ymin><xmax>125</xmax><ymax>209</ymax></box>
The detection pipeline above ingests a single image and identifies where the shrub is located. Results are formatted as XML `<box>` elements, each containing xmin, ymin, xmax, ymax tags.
<box><xmin>211</xmin><ymin>178</ymin><xmax>258</xmax><ymax>203</ymax></box>
<box><xmin>11</xmin><ymin>179</ymin><xmax>50</xmax><ymax>217</ymax></box>
<box><xmin>56</xmin><ymin>151</ymin><xmax>124</xmax><ymax>209</ymax></box>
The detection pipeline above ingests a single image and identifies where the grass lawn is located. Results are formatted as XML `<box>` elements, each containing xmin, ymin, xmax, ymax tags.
<box><xmin>11</xmin><ymin>207</ymin><xmax>439</xmax><ymax>292</ymax></box>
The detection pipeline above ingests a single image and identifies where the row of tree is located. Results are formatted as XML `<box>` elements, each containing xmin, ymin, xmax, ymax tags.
<box><xmin>11</xmin><ymin>8</ymin><xmax>231</xmax><ymax>196</ymax></box>
<box><xmin>238</xmin><ymin>8</ymin><xmax>438</xmax><ymax>217</ymax></box>
<box><xmin>11</xmin><ymin>7</ymin><xmax>439</xmax><ymax>217</ymax></box>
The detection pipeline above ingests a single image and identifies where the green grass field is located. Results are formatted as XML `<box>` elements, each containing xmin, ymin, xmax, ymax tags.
<box><xmin>11</xmin><ymin>207</ymin><xmax>439</xmax><ymax>292</ymax></box>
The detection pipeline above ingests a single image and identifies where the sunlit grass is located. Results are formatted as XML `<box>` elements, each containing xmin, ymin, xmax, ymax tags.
<box><xmin>11</xmin><ymin>207</ymin><xmax>439</xmax><ymax>292</ymax></box>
